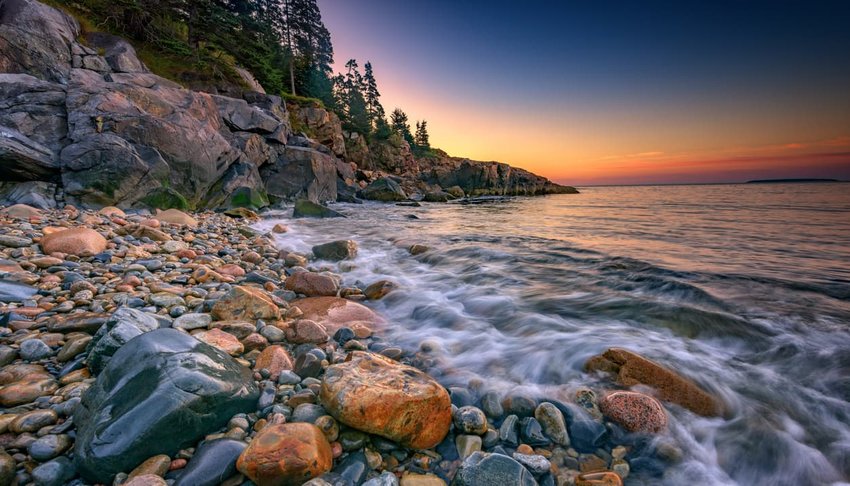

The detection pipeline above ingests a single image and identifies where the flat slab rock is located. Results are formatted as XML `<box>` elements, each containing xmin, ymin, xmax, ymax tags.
<box><xmin>74</xmin><ymin>328</ymin><xmax>259</xmax><ymax>483</ymax></box>
<box><xmin>320</xmin><ymin>351</ymin><xmax>451</xmax><ymax>449</ymax></box>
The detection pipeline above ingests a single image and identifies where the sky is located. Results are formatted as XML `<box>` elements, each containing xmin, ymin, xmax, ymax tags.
<box><xmin>317</xmin><ymin>0</ymin><xmax>850</xmax><ymax>186</ymax></box>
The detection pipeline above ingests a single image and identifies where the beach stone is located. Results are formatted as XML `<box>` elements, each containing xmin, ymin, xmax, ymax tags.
<box><xmin>20</xmin><ymin>338</ymin><xmax>53</xmax><ymax>360</ymax></box>
<box><xmin>364</xmin><ymin>280</ymin><xmax>396</xmax><ymax>300</ymax></box>
<box><xmin>365</xmin><ymin>471</ymin><xmax>400</xmax><ymax>486</ymax></box>
<box><xmin>212</xmin><ymin>285</ymin><xmax>281</xmax><ymax>321</ymax></box>
<box><xmin>254</xmin><ymin>345</ymin><xmax>293</xmax><ymax>381</ymax></box>
<box><xmin>273</xmin><ymin>224</ymin><xmax>288</xmax><ymax>233</ymax></box>
<box><xmin>520</xmin><ymin>417</ymin><xmax>550</xmax><ymax>446</ymax></box>
<box><xmin>294</xmin><ymin>351</ymin><xmax>323</xmax><ymax>379</ymax></box>
<box><xmin>0</xmin><ymin>234</ymin><xmax>32</xmax><ymax>247</ymax></box>
<box><xmin>291</xmin><ymin>297</ymin><xmax>383</xmax><ymax>334</ymax></box>
<box><xmin>599</xmin><ymin>391</ymin><xmax>668</xmax><ymax>433</ymax></box>
<box><xmin>456</xmin><ymin>434</ymin><xmax>482</xmax><ymax>460</ymax></box>
<box><xmin>29</xmin><ymin>434</ymin><xmax>72</xmax><ymax>461</ymax></box>
<box><xmin>408</xmin><ymin>244</ymin><xmax>429</xmax><ymax>255</ymax></box>
<box><xmin>292</xmin><ymin>403</ymin><xmax>326</xmax><ymax>424</ymax></box>
<box><xmin>451</xmin><ymin>451</ymin><xmax>537</xmax><ymax>486</ymax></box>
<box><xmin>162</xmin><ymin>240</ymin><xmax>188</xmax><ymax>253</ymax></box>
<box><xmin>535</xmin><ymin>402</ymin><xmax>569</xmax><ymax>446</ymax></box>
<box><xmin>288</xmin><ymin>319</ymin><xmax>329</xmax><ymax>344</ymax></box>
<box><xmin>502</xmin><ymin>393</ymin><xmax>537</xmax><ymax>417</ymax></box>
<box><xmin>86</xmin><ymin>307</ymin><xmax>160</xmax><ymax>375</ymax></box>
<box><xmin>128</xmin><ymin>454</ymin><xmax>171</xmax><ymax>480</ymax></box>
<box><xmin>1</xmin><ymin>204</ymin><xmax>41</xmax><ymax>219</ymax></box>
<box><xmin>195</xmin><ymin>329</ymin><xmax>244</xmax><ymax>356</ymax></box>
<box><xmin>284</xmin><ymin>272</ymin><xmax>339</xmax><ymax>297</ymax></box>
<box><xmin>400</xmin><ymin>473</ymin><xmax>445</xmax><ymax>486</ymax></box>
<box><xmin>0</xmin><ymin>279</ymin><xmax>38</xmax><ymax>303</ymax></box>
<box><xmin>47</xmin><ymin>312</ymin><xmax>109</xmax><ymax>334</ymax></box>
<box><xmin>454</xmin><ymin>406</ymin><xmax>488</xmax><ymax>435</ymax></box>
<box><xmin>74</xmin><ymin>329</ymin><xmax>259</xmax><ymax>483</ymax></box>
<box><xmin>499</xmin><ymin>415</ymin><xmax>519</xmax><ymax>446</ymax></box>
<box><xmin>585</xmin><ymin>348</ymin><xmax>722</xmax><ymax>416</ymax></box>
<box><xmin>173</xmin><ymin>438</ymin><xmax>246</xmax><ymax>486</ymax></box>
<box><xmin>312</xmin><ymin>240</ymin><xmax>357</xmax><ymax>261</ymax></box>
<box><xmin>154</xmin><ymin>209</ymin><xmax>198</xmax><ymax>227</ymax></box>
<box><xmin>40</xmin><ymin>228</ymin><xmax>107</xmax><ymax>256</ymax></box>
<box><xmin>0</xmin><ymin>451</ymin><xmax>14</xmax><ymax>485</ymax></box>
<box><xmin>173</xmin><ymin>313</ymin><xmax>212</xmax><ymax>331</ymax></box>
<box><xmin>209</xmin><ymin>320</ymin><xmax>256</xmax><ymax>339</ymax></box>
<box><xmin>10</xmin><ymin>409</ymin><xmax>57</xmax><ymax>433</ymax></box>
<box><xmin>575</xmin><ymin>471</ymin><xmax>623</xmax><ymax>486</ymax></box>
<box><xmin>218</xmin><ymin>263</ymin><xmax>246</xmax><ymax>277</ymax></box>
<box><xmin>513</xmin><ymin>453</ymin><xmax>551</xmax><ymax>475</ymax></box>
<box><xmin>569</xmin><ymin>420</ymin><xmax>608</xmax><ymax>453</ymax></box>
<box><xmin>124</xmin><ymin>475</ymin><xmax>168</xmax><ymax>486</ymax></box>
<box><xmin>0</xmin><ymin>259</ymin><xmax>23</xmax><ymax>272</ymax></box>
<box><xmin>320</xmin><ymin>351</ymin><xmax>451</xmax><ymax>449</ymax></box>
<box><xmin>31</xmin><ymin>456</ymin><xmax>76</xmax><ymax>486</ymax></box>
<box><xmin>236</xmin><ymin>423</ymin><xmax>332</xmax><ymax>486</ymax></box>
<box><xmin>0</xmin><ymin>374</ymin><xmax>58</xmax><ymax>407</ymax></box>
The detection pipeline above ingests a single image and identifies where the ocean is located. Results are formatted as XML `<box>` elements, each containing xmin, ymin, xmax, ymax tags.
<box><xmin>257</xmin><ymin>182</ymin><xmax>850</xmax><ymax>485</ymax></box>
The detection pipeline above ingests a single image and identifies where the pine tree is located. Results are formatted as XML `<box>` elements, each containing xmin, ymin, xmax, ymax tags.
<box><xmin>391</xmin><ymin>109</ymin><xmax>414</xmax><ymax>146</ymax></box>
<box><xmin>338</xmin><ymin>59</ymin><xmax>370</xmax><ymax>134</ymax></box>
<box><xmin>363</xmin><ymin>62</ymin><xmax>385</xmax><ymax>130</ymax></box>
<box><xmin>414</xmin><ymin>120</ymin><xmax>430</xmax><ymax>149</ymax></box>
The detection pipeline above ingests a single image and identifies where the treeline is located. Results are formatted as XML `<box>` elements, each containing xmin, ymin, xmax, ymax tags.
<box><xmin>59</xmin><ymin>0</ymin><xmax>432</xmax><ymax>150</ymax></box>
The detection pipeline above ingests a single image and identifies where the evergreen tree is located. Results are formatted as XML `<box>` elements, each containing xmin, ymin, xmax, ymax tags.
<box><xmin>338</xmin><ymin>60</ymin><xmax>370</xmax><ymax>134</ymax></box>
<box><xmin>390</xmin><ymin>108</ymin><xmax>414</xmax><ymax>146</ymax></box>
<box><xmin>414</xmin><ymin>120</ymin><xmax>430</xmax><ymax>149</ymax></box>
<box><xmin>362</xmin><ymin>62</ymin><xmax>385</xmax><ymax>130</ymax></box>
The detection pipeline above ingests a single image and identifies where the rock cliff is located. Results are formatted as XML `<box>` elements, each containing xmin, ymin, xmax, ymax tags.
<box><xmin>0</xmin><ymin>0</ymin><xmax>575</xmax><ymax>209</ymax></box>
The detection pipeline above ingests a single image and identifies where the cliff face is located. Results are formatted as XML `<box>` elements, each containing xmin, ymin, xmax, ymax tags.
<box><xmin>0</xmin><ymin>0</ymin><xmax>576</xmax><ymax>209</ymax></box>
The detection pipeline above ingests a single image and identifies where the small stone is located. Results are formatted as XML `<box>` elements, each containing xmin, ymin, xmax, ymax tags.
<box><xmin>29</xmin><ymin>434</ymin><xmax>72</xmax><ymax>462</ymax></box>
<box><xmin>452</xmin><ymin>452</ymin><xmax>537</xmax><ymax>486</ymax></box>
<box><xmin>288</xmin><ymin>319</ymin><xmax>329</xmax><ymax>344</ymax></box>
<box><xmin>272</xmin><ymin>224</ymin><xmax>288</xmax><ymax>233</ymax></box>
<box><xmin>535</xmin><ymin>402</ymin><xmax>569</xmax><ymax>446</ymax></box>
<box><xmin>128</xmin><ymin>454</ymin><xmax>171</xmax><ymax>480</ymax></box>
<box><xmin>520</xmin><ymin>417</ymin><xmax>550</xmax><ymax>446</ymax></box>
<box><xmin>30</xmin><ymin>456</ymin><xmax>76</xmax><ymax>486</ymax></box>
<box><xmin>254</xmin><ymin>345</ymin><xmax>293</xmax><ymax>380</ymax></box>
<box><xmin>454</xmin><ymin>406</ymin><xmax>488</xmax><ymax>435</ymax></box>
<box><xmin>284</xmin><ymin>272</ymin><xmax>339</xmax><ymax>297</ymax></box>
<box><xmin>575</xmin><ymin>471</ymin><xmax>623</xmax><ymax>486</ymax></box>
<box><xmin>0</xmin><ymin>451</ymin><xmax>14</xmax><ymax>485</ymax></box>
<box><xmin>513</xmin><ymin>453</ymin><xmax>551</xmax><ymax>475</ymax></box>
<box><xmin>124</xmin><ymin>474</ymin><xmax>168</xmax><ymax>486</ymax></box>
<box><xmin>195</xmin><ymin>329</ymin><xmax>244</xmax><ymax>356</ymax></box>
<box><xmin>456</xmin><ymin>434</ymin><xmax>482</xmax><ymax>460</ymax></box>
<box><xmin>236</xmin><ymin>423</ymin><xmax>332</xmax><ymax>485</ymax></box>
<box><xmin>314</xmin><ymin>415</ymin><xmax>339</xmax><ymax>442</ymax></box>
<box><xmin>499</xmin><ymin>415</ymin><xmax>519</xmax><ymax>446</ymax></box>
<box><xmin>212</xmin><ymin>285</ymin><xmax>281</xmax><ymax>321</ymax></box>
<box><xmin>480</xmin><ymin>392</ymin><xmax>504</xmax><ymax>418</ymax></box>
<box><xmin>312</xmin><ymin>240</ymin><xmax>357</xmax><ymax>261</ymax></box>
<box><xmin>400</xmin><ymin>472</ymin><xmax>446</xmax><ymax>485</ymax></box>
<box><xmin>19</xmin><ymin>339</ymin><xmax>53</xmax><ymax>361</ymax></box>
<box><xmin>611</xmin><ymin>459</ymin><xmax>629</xmax><ymax>479</ymax></box>
<box><xmin>599</xmin><ymin>391</ymin><xmax>668</xmax><ymax>433</ymax></box>
<box><xmin>364</xmin><ymin>471</ymin><xmax>399</xmax><ymax>486</ymax></box>
<box><xmin>278</xmin><ymin>370</ymin><xmax>302</xmax><ymax>385</ymax></box>
<box><xmin>10</xmin><ymin>409</ymin><xmax>58</xmax><ymax>433</ymax></box>
<box><xmin>173</xmin><ymin>313</ymin><xmax>213</xmax><ymax>331</ymax></box>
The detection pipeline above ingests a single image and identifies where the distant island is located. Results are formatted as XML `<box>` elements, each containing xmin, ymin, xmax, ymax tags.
<box><xmin>746</xmin><ymin>178</ymin><xmax>841</xmax><ymax>184</ymax></box>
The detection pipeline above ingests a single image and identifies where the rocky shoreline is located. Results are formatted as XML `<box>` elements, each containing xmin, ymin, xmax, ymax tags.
<box><xmin>0</xmin><ymin>202</ymin><xmax>727</xmax><ymax>486</ymax></box>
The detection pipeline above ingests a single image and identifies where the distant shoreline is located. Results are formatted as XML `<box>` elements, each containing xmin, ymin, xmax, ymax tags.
<box><xmin>571</xmin><ymin>179</ymin><xmax>847</xmax><ymax>188</ymax></box>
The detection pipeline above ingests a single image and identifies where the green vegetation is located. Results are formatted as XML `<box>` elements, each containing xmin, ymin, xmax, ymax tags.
<box><xmin>141</xmin><ymin>187</ymin><xmax>190</xmax><ymax>210</ymax></box>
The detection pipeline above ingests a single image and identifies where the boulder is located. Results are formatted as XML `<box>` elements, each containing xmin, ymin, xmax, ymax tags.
<box><xmin>364</xmin><ymin>280</ymin><xmax>396</xmax><ymax>300</ymax></box>
<box><xmin>585</xmin><ymin>348</ymin><xmax>723</xmax><ymax>416</ymax></box>
<box><xmin>320</xmin><ymin>351</ymin><xmax>452</xmax><ymax>449</ymax></box>
<box><xmin>0</xmin><ymin>0</ymin><xmax>79</xmax><ymax>83</ymax></box>
<box><xmin>0</xmin><ymin>181</ymin><xmax>58</xmax><ymax>208</ymax></box>
<box><xmin>212</xmin><ymin>285</ymin><xmax>281</xmax><ymax>321</ymax></box>
<box><xmin>0</xmin><ymin>125</ymin><xmax>59</xmax><ymax>181</ymax></box>
<box><xmin>0</xmin><ymin>73</ymin><xmax>67</xmax><ymax>154</ymax></box>
<box><xmin>292</xmin><ymin>199</ymin><xmax>345</xmax><ymax>218</ymax></box>
<box><xmin>40</xmin><ymin>227</ymin><xmax>107</xmax><ymax>256</ymax></box>
<box><xmin>284</xmin><ymin>272</ymin><xmax>339</xmax><ymax>297</ymax></box>
<box><xmin>84</xmin><ymin>33</ymin><xmax>148</xmax><ymax>73</ymax></box>
<box><xmin>262</xmin><ymin>146</ymin><xmax>338</xmax><ymax>203</ymax></box>
<box><xmin>451</xmin><ymin>452</ymin><xmax>537</xmax><ymax>486</ymax></box>
<box><xmin>254</xmin><ymin>345</ymin><xmax>293</xmax><ymax>381</ymax></box>
<box><xmin>173</xmin><ymin>439</ymin><xmax>247</xmax><ymax>486</ymax></box>
<box><xmin>599</xmin><ymin>391</ymin><xmax>668</xmax><ymax>433</ymax></box>
<box><xmin>236</xmin><ymin>423</ymin><xmax>333</xmax><ymax>486</ymax></box>
<box><xmin>85</xmin><ymin>307</ymin><xmax>160</xmax><ymax>375</ymax></box>
<box><xmin>295</xmin><ymin>106</ymin><xmax>346</xmax><ymax>157</ymax></box>
<box><xmin>291</xmin><ymin>297</ymin><xmax>384</xmax><ymax>334</ymax></box>
<box><xmin>212</xmin><ymin>95</ymin><xmax>280</xmax><ymax>134</ymax></box>
<box><xmin>360</xmin><ymin>177</ymin><xmax>407</xmax><ymax>202</ymax></box>
<box><xmin>74</xmin><ymin>328</ymin><xmax>259</xmax><ymax>483</ymax></box>
<box><xmin>154</xmin><ymin>208</ymin><xmax>198</xmax><ymax>227</ymax></box>
<box><xmin>312</xmin><ymin>240</ymin><xmax>357</xmax><ymax>261</ymax></box>
<box><xmin>0</xmin><ymin>202</ymin><xmax>42</xmax><ymax>219</ymax></box>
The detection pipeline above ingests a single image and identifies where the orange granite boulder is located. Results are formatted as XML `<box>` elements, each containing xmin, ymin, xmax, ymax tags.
<box><xmin>236</xmin><ymin>423</ymin><xmax>332</xmax><ymax>486</ymax></box>
<box><xmin>599</xmin><ymin>391</ymin><xmax>667</xmax><ymax>433</ymax></box>
<box><xmin>212</xmin><ymin>286</ymin><xmax>281</xmax><ymax>321</ymax></box>
<box><xmin>40</xmin><ymin>228</ymin><xmax>106</xmax><ymax>256</ymax></box>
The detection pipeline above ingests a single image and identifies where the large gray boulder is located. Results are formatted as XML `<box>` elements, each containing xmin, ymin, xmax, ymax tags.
<box><xmin>0</xmin><ymin>125</ymin><xmax>59</xmax><ymax>180</ymax></box>
<box><xmin>0</xmin><ymin>73</ymin><xmax>67</xmax><ymax>154</ymax></box>
<box><xmin>74</xmin><ymin>328</ymin><xmax>259</xmax><ymax>483</ymax></box>
<box><xmin>85</xmin><ymin>307</ymin><xmax>161</xmax><ymax>375</ymax></box>
<box><xmin>0</xmin><ymin>0</ymin><xmax>79</xmax><ymax>83</ymax></box>
<box><xmin>360</xmin><ymin>177</ymin><xmax>407</xmax><ymax>202</ymax></box>
<box><xmin>262</xmin><ymin>146</ymin><xmax>338</xmax><ymax>203</ymax></box>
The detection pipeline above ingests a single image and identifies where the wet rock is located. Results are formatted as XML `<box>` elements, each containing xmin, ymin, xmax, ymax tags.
<box><xmin>86</xmin><ymin>307</ymin><xmax>160</xmax><ymax>375</ymax></box>
<box><xmin>363</xmin><ymin>280</ymin><xmax>396</xmax><ymax>300</ymax></box>
<box><xmin>451</xmin><ymin>451</ymin><xmax>537</xmax><ymax>486</ymax></box>
<box><xmin>575</xmin><ymin>471</ymin><xmax>623</xmax><ymax>486</ymax></box>
<box><xmin>365</xmin><ymin>471</ymin><xmax>399</xmax><ymax>486</ymax></box>
<box><xmin>400</xmin><ymin>473</ymin><xmax>445</xmax><ymax>486</ymax></box>
<box><xmin>585</xmin><ymin>348</ymin><xmax>723</xmax><ymax>416</ymax></box>
<box><xmin>0</xmin><ymin>373</ymin><xmax>58</xmax><ymax>407</ymax></box>
<box><xmin>195</xmin><ymin>328</ymin><xmax>244</xmax><ymax>356</ymax></box>
<box><xmin>19</xmin><ymin>338</ymin><xmax>53</xmax><ymax>360</ymax></box>
<box><xmin>1</xmin><ymin>203</ymin><xmax>42</xmax><ymax>220</ymax></box>
<box><xmin>0</xmin><ymin>234</ymin><xmax>32</xmax><ymax>247</ymax></box>
<box><xmin>292</xmin><ymin>403</ymin><xmax>327</xmax><ymax>424</ymax></box>
<box><xmin>520</xmin><ymin>417</ymin><xmax>550</xmax><ymax>446</ymax></box>
<box><xmin>335</xmin><ymin>450</ymin><xmax>368</xmax><ymax>485</ymax></box>
<box><xmin>453</xmin><ymin>406</ymin><xmax>488</xmax><ymax>435</ymax></box>
<box><xmin>291</xmin><ymin>297</ymin><xmax>383</xmax><ymax>334</ymax></box>
<box><xmin>288</xmin><ymin>319</ymin><xmax>330</xmax><ymax>344</ymax></box>
<box><xmin>125</xmin><ymin>474</ymin><xmax>167</xmax><ymax>486</ymax></box>
<box><xmin>0</xmin><ymin>279</ymin><xmax>38</xmax><ymax>303</ymax></box>
<box><xmin>236</xmin><ymin>423</ymin><xmax>332</xmax><ymax>486</ymax></box>
<box><xmin>10</xmin><ymin>409</ymin><xmax>57</xmax><ymax>433</ymax></box>
<box><xmin>320</xmin><ymin>351</ymin><xmax>451</xmax><ymax>449</ymax></box>
<box><xmin>569</xmin><ymin>420</ymin><xmax>608</xmax><ymax>454</ymax></box>
<box><xmin>499</xmin><ymin>415</ymin><xmax>519</xmax><ymax>447</ymax></box>
<box><xmin>31</xmin><ymin>456</ymin><xmax>76</xmax><ymax>486</ymax></box>
<box><xmin>0</xmin><ymin>451</ymin><xmax>14</xmax><ymax>485</ymax></box>
<box><xmin>153</xmin><ymin>209</ymin><xmax>198</xmax><ymax>227</ymax></box>
<box><xmin>480</xmin><ymin>391</ymin><xmax>504</xmax><ymax>418</ymax></box>
<box><xmin>127</xmin><ymin>454</ymin><xmax>171</xmax><ymax>480</ymax></box>
<box><xmin>513</xmin><ymin>453</ymin><xmax>551</xmax><ymax>475</ymax></box>
<box><xmin>57</xmin><ymin>335</ymin><xmax>91</xmax><ymax>362</ymax></box>
<box><xmin>74</xmin><ymin>328</ymin><xmax>259</xmax><ymax>483</ymax></box>
<box><xmin>173</xmin><ymin>438</ymin><xmax>246</xmax><ymax>486</ymax></box>
<box><xmin>599</xmin><ymin>391</ymin><xmax>668</xmax><ymax>433</ymax></box>
<box><xmin>294</xmin><ymin>351</ymin><xmax>323</xmax><ymax>379</ymax></box>
<box><xmin>360</xmin><ymin>178</ymin><xmax>407</xmax><ymax>202</ymax></box>
<box><xmin>212</xmin><ymin>285</ymin><xmax>281</xmax><ymax>321</ymax></box>
<box><xmin>254</xmin><ymin>345</ymin><xmax>293</xmax><ymax>381</ymax></box>
<box><xmin>40</xmin><ymin>227</ymin><xmax>107</xmax><ymax>256</ymax></box>
<box><xmin>47</xmin><ymin>312</ymin><xmax>108</xmax><ymax>334</ymax></box>
<box><xmin>456</xmin><ymin>434</ymin><xmax>482</xmax><ymax>460</ymax></box>
<box><xmin>293</xmin><ymin>199</ymin><xmax>346</xmax><ymax>219</ymax></box>
<box><xmin>534</xmin><ymin>402</ymin><xmax>569</xmax><ymax>446</ymax></box>
<box><xmin>408</xmin><ymin>244</ymin><xmax>429</xmax><ymax>255</ymax></box>
<box><xmin>173</xmin><ymin>313</ymin><xmax>212</xmax><ymax>331</ymax></box>
<box><xmin>502</xmin><ymin>393</ymin><xmax>537</xmax><ymax>417</ymax></box>
<box><xmin>312</xmin><ymin>240</ymin><xmax>357</xmax><ymax>261</ymax></box>
<box><xmin>285</xmin><ymin>272</ymin><xmax>339</xmax><ymax>297</ymax></box>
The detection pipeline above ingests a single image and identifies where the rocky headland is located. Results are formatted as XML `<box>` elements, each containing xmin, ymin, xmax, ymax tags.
<box><xmin>0</xmin><ymin>0</ymin><xmax>575</xmax><ymax>212</ymax></box>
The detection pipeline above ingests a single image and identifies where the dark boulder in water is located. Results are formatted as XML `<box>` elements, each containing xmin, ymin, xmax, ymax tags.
<box><xmin>74</xmin><ymin>328</ymin><xmax>259</xmax><ymax>483</ymax></box>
